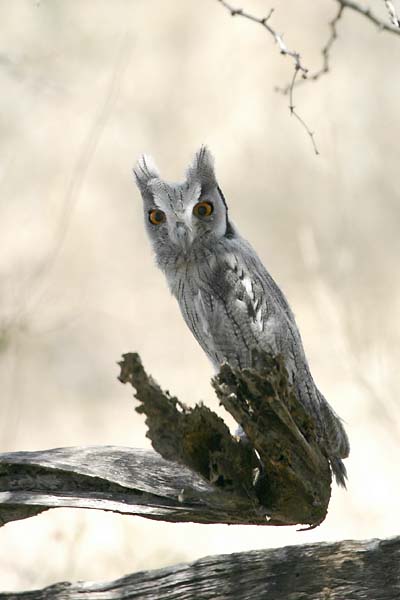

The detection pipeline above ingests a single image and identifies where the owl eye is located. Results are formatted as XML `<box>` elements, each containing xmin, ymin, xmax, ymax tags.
<box><xmin>149</xmin><ymin>209</ymin><xmax>166</xmax><ymax>225</ymax></box>
<box><xmin>193</xmin><ymin>201</ymin><xmax>213</xmax><ymax>218</ymax></box>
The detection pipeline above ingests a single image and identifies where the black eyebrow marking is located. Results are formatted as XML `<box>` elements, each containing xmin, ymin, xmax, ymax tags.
<box><xmin>218</xmin><ymin>186</ymin><xmax>235</xmax><ymax>239</ymax></box>
<box><xmin>217</xmin><ymin>185</ymin><xmax>228</xmax><ymax>211</ymax></box>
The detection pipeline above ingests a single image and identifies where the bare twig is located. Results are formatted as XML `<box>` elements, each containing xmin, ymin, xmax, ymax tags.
<box><xmin>337</xmin><ymin>0</ymin><xmax>400</xmax><ymax>34</ymax></box>
<box><xmin>382</xmin><ymin>0</ymin><xmax>400</xmax><ymax>27</ymax></box>
<box><xmin>288</xmin><ymin>69</ymin><xmax>319</xmax><ymax>156</ymax></box>
<box><xmin>279</xmin><ymin>3</ymin><xmax>346</xmax><ymax>99</ymax></box>
<box><xmin>309</xmin><ymin>4</ymin><xmax>345</xmax><ymax>82</ymax></box>
<box><xmin>216</xmin><ymin>1</ymin><xmax>320</xmax><ymax>154</ymax></box>
<box><xmin>278</xmin><ymin>0</ymin><xmax>400</xmax><ymax>97</ymax></box>
<box><xmin>217</xmin><ymin>0</ymin><xmax>400</xmax><ymax>155</ymax></box>
<box><xmin>216</xmin><ymin>0</ymin><xmax>308</xmax><ymax>75</ymax></box>
<box><xmin>301</xmin><ymin>1</ymin><xmax>400</xmax><ymax>84</ymax></box>
<box><xmin>277</xmin><ymin>4</ymin><xmax>345</xmax><ymax>97</ymax></box>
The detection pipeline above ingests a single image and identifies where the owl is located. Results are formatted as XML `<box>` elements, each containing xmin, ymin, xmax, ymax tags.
<box><xmin>134</xmin><ymin>147</ymin><xmax>349</xmax><ymax>487</ymax></box>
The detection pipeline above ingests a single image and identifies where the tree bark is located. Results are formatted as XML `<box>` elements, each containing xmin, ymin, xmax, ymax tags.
<box><xmin>118</xmin><ymin>352</ymin><xmax>332</xmax><ymax>527</ymax></box>
<box><xmin>2</xmin><ymin>536</ymin><xmax>399</xmax><ymax>599</ymax></box>
<box><xmin>0</xmin><ymin>445</ymin><xmax>270</xmax><ymax>526</ymax></box>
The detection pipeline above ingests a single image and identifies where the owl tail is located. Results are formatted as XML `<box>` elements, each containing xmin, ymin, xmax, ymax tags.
<box><xmin>330</xmin><ymin>456</ymin><xmax>348</xmax><ymax>488</ymax></box>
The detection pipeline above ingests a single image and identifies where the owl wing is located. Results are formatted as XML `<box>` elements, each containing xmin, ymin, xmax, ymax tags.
<box><xmin>182</xmin><ymin>244</ymin><xmax>349</xmax><ymax>484</ymax></box>
<box><xmin>227</xmin><ymin>243</ymin><xmax>350</xmax><ymax>471</ymax></box>
<box><xmin>185</xmin><ymin>249</ymin><xmax>292</xmax><ymax>370</ymax></box>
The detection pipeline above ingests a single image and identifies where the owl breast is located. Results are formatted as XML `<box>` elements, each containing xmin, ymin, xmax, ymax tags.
<box><xmin>168</xmin><ymin>243</ymin><xmax>285</xmax><ymax>371</ymax></box>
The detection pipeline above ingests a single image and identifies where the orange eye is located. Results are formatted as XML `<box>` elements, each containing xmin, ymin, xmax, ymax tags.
<box><xmin>193</xmin><ymin>201</ymin><xmax>213</xmax><ymax>218</ymax></box>
<box><xmin>149</xmin><ymin>209</ymin><xmax>166</xmax><ymax>225</ymax></box>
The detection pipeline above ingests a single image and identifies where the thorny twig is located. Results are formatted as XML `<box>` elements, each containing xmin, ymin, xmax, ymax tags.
<box><xmin>216</xmin><ymin>0</ymin><xmax>318</xmax><ymax>155</ymax></box>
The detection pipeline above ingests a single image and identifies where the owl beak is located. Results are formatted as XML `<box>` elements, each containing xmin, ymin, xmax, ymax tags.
<box><xmin>174</xmin><ymin>221</ymin><xmax>191</xmax><ymax>252</ymax></box>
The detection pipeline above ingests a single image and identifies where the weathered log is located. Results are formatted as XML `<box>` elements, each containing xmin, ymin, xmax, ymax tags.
<box><xmin>2</xmin><ymin>536</ymin><xmax>399</xmax><ymax>599</ymax></box>
<box><xmin>0</xmin><ymin>445</ymin><xmax>269</xmax><ymax>527</ymax></box>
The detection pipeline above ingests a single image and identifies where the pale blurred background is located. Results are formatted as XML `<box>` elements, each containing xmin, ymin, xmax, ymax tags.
<box><xmin>1</xmin><ymin>0</ymin><xmax>399</xmax><ymax>592</ymax></box>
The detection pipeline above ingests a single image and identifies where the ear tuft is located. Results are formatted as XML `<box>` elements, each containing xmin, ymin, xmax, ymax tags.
<box><xmin>186</xmin><ymin>146</ymin><xmax>217</xmax><ymax>190</ymax></box>
<box><xmin>133</xmin><ymin>154</ymin><xmax>160</xmax><ymax>192</ymax></box>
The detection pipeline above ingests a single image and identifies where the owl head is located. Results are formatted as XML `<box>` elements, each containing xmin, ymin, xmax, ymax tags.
<box><xmin>134</xmin><ymin>146</ymin><xmax>234</xmax><ymax>267</ymax></box>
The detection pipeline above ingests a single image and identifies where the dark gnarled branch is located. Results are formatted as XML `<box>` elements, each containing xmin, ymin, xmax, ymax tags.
<box><xmin>119</xmin><ymin>352</ymin><xmax>331</xmax><ymax>527</ymax></box>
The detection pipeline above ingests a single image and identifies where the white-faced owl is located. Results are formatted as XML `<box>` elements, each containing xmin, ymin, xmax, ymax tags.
<box><xmin>134</xmin><ymin>147</ymin><xmax>349</xmax><ymax>486</ymax></box>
